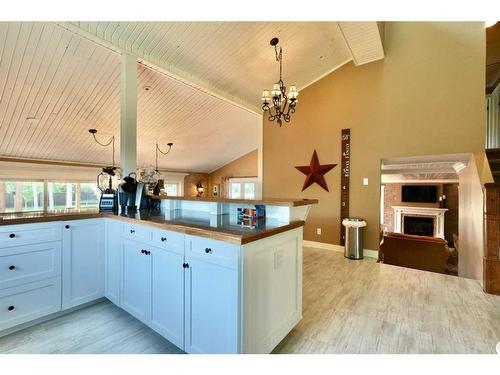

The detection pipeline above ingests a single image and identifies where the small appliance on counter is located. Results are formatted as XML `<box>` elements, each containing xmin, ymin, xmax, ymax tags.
<box><xmin>237</xmin><ymin>205</ymin><xmax>266</xmax><ymax>228</ymax></box>
<box><xmin>97</xmin><ymin>166</ymin><xmax>119</xmax><ymax>212</ymax></box>
<box><xmin>119</xmin><ymin>173</ymin><xmax>138</xmax><ymax>213</ymax></box>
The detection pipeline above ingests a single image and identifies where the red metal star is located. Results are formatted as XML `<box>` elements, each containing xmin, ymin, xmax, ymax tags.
<box><xmin>295</xmin><ymin>150</ymin><xmax>337</xmax><ymax>192</ymax></box>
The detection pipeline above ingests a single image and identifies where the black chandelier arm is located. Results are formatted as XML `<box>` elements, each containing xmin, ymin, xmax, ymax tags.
<box><xmin>91</xmin><ymin>133</ymin><xmax>114</xmax><ymax>148</ymax></box>
<box><xmin>90</xmin><ymin>132</ymin><xmax>115</xmax><ymax>167</ymax></box>
<box><xmin>155</xmin><ymin>143</ymin><xmax>173</xmax><ymax>172</ymax></box>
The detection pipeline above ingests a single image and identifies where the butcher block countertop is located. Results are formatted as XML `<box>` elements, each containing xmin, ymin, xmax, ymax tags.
<box><xmin>0</xmin><ymin>209</ymin><xmax>305</xmax><ymax>245</ymax></box>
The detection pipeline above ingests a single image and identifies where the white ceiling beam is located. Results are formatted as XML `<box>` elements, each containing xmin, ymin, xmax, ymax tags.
<box><xmin>56</xmin><ymin>22</ymin><xmax>262</xmax><ymax>115</ymax></box>
<box><xmin>120</xmin><ymin>53</ymin><xmax>138</xmax><ymax>176</ymax></box>
<box><xmin>338</xmin><ymin>21</ymin><xmax>384</xmax><ymax>66</ymax></box>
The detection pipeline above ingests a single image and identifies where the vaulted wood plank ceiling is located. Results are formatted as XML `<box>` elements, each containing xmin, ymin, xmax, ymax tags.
<box><xmin>0</xmin><ymin>21</ymin><xmax>384</xmax><ymax>172</ymax></box>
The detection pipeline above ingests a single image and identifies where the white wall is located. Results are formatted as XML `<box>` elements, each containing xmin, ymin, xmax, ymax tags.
<box><xmin>458</xmin><ymin>155</ymin><xmax>484</xmax><ymax>281</ymax></box>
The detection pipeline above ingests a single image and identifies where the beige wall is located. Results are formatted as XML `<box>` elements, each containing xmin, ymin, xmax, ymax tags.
<box><xmin>263</xmin><ymin>22</ymin><xmax>487</xmax><ymax>251</ymax></box>
<box><xmin>184</xmin><ymin>173</ymin><xmax>209</xmax><ymax>197</ymax></box>
<box><xmin>208</xmin><ymin>149</ymin><xmax>258</xmax><ymax>196</ymax></box>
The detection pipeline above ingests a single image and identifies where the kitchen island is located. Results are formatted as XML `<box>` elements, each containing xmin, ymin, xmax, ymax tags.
<box><xmin>0</xmin><ymin>197</ymin><xmax>317</xmax><ymax>353</ymax></box>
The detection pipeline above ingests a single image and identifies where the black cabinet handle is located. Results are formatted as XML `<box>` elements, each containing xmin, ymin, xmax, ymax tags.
<box><xmin>9</xmin><ymin>265</ymin><xmax>15</xmax><ymax>270</ymax></box>
<box><xmin>161</xmin><ymin>237</ymin><xmax>167</xmax><ymax>242</ymax></box>
<box><xmin>130</xmin><ymin>229</ymin><xmax>135</xmax><ymax>234</ymax></box>
<box><xmin>205</xmin><ymin>248</ymin><xmax>212</xmax><ymax>254</ymax></box>
<box><xmin>144</xmin><ymin>250</ymin><xmax>151</xmax><ymax>255</ymax></box>
<box><xmin>141</xmin><ymin>249</ymin><xmax>145</xmax><ymax>254</ymax></box>
<box><xmin>182</xmin><ymin>263</ymin><xmax>189</xmax><ymax>269</ymax></box>
<box><xmin>8</xmin><ymin>306</ymin><xmax>14</xmax><ymax>311</ymax></box>
<box><xmin>9</xmin><ymin>233</ymin><xmax>15</xmax><ymax>238</ymax></box>
<box><xmin>65</xmin><ymin>225</ymin><xmax>70</xmax><ymax>229</ymax></box>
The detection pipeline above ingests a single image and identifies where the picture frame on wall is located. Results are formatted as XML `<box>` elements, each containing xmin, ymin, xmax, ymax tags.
<box><xmin>213</xmin><ymin>184</ymin><xmax>220</xmax><ymax>197</ymax></box>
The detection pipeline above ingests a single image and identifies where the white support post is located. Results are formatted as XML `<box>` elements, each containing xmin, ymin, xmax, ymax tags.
<box><xmin>120</xmin><ymin>54</ymin><xmax>137</xmax><ymax>177</ymax></box>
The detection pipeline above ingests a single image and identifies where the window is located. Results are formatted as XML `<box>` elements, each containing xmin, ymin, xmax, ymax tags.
<box><xmin>229</xmin><ymin>178</ymin><xmax>258</xmax><ymax>199</ymax></box>
<box><xmin>164</xmin><ymin>182</ymin><xmax>179</xmax><ymax>196</ymax></box>
<box><xmin>0</xmin><ymin>181</ymin><xmax>44</xmax><ymax>213</ymax></box>
<box><xmin>47</xmin><ymin>182</ymin><xmax>77</xmax><ymax>210</ymax></box>
<box><xmin>80</xmin><ymin>183</ymin><xmax>100</xmax><ymax>208</ymax></box>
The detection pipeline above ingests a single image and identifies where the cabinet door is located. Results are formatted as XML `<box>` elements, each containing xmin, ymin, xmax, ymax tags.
<box><xmin>62</xmin><ymin>219</ymin><xmax>104</xmax><ymax>310</ymax></box>
<box><xmin>184</xmin><ymin>257</ymin><xmax>239</xmax><ymax>354</ymax></box>
<box><xmin>121</xmin><ymin>239</ymin><xmax>151</xmax><ymax>324</ymax></box>
<box><xmin>105</xmin><ymin>219</ymin><xmax>122</xmax><ymax>306</ymax></box>
<box><xmin>150</xmin><ymin>245</ymin><xmax>184</xmax><ymax>349</ymax></box>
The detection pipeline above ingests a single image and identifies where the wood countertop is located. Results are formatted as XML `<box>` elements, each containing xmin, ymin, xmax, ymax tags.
<box><xmin>150</xmin><ymin>195</ymin><xmax>318</xmax><ymax>207</ymax></box>
<box><xmin>0</xmin><ymin>209</ymin><xmax>305</xmax><ymax>245</ymax></box>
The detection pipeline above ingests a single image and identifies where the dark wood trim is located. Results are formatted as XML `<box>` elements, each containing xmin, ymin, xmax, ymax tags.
<box><xmin>340</xmin><ymin>128</ymin><xmax>351</xmax><ymax>246</ymax></box>
<box><xmin>483</xmin><ymin>184</ymin><xmax>500</xmax><ymax>295</ymax></box>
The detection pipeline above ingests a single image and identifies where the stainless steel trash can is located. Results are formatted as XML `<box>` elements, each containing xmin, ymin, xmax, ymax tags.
<box><xmin>342</xmin><ymin>218</ymin><xmax>367</xmax><ymax>260</ymax></box>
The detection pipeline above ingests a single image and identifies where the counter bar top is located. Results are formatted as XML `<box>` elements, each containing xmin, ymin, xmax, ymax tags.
<box><xmin>0</xmin><ymin>209</ymin><xmax>305</xmax><ymax>245</ymax></box>
<box><xmin>151</xmin><ymin>195</ymin><xmax>318</xmax><ymax>207</ymax></box>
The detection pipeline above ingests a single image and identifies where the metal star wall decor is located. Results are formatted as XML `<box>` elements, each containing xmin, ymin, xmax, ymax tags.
<box><xmin>295</xmin><ymin>150</ymin><xmax>337</xmax><ymax>192</ymax></box>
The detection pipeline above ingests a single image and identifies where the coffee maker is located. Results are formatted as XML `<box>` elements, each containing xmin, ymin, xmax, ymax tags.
<box><xmin>97</xmin><ymin>166</ymin><xmax>119</xmax><ymax>212</ymax></box>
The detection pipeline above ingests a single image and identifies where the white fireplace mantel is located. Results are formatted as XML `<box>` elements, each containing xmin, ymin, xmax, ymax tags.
<box><xmin>392</xmin><ymin>206</ymin><xmax>448</xmax><ymax>238</ymax></box>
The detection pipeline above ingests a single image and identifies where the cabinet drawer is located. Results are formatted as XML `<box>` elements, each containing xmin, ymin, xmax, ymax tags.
<box><xmin>0</xmin><ymin>277</ymin><xmax>61</xmax><ymax>331</ymax></box>
<box><xmin>122</xmin><ymin>223</ymin><xmax>152</xmax><ymax>243</ymax></box>
<box><xmin>187</xmin><ymin>236</ymin><xmax>239</xmax><ymax>269</ymax></box>
<box><xmin>151</xmin><ymin>229</ymin><xmax>184</xmax><ymax>253</ymax></box>
<box><xmin>0</xmin><ymin>242</ymin><xmax>62</xmax><ymax>289</ymax></box>
<box><xmin>0</xmin><ymin>222</ymin><xmax>62</xmax><ymax>248</ymax></box>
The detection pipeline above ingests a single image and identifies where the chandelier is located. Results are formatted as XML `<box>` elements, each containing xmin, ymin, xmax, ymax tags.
<box><xmin>261</xmin><ymin>38</ymin><xmax>299</xmax><ymax>126</ymax></box>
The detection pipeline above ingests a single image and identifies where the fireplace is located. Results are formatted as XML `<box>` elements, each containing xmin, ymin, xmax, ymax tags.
<box><xmin>393</xmin><ymin>206</ymin><xmax>448</xmax><ymax>238</ymax></box>
<box><xmin>403</xmin><ymin>216</ymin><xmax>434</xmax><ymax>237</ymax></box>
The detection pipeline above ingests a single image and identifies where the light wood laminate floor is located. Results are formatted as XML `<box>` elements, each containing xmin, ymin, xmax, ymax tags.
<box><xmin>1</xmin><ymin>247</ymin><xmax>499</xmax><ymax>354</ymax></box>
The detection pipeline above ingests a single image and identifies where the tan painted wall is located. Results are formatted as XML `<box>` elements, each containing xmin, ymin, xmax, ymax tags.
<box><xmin>263</xmin><ymin>22</ymin><xmax>487</xmax><ymax>251</ymax></box>
<box><xmin>208</xmin><ymin>149</ymin><xmax>258</xmax><ymax>196</ymax></box>
<box><xmin>184</xmin><ymin>173</ymin><xmax>209</xmax><ymax>197</ymax></box>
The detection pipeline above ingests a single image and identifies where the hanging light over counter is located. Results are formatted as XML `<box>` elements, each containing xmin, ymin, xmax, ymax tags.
<box><xmin>261</xmin><ymin>37</ymin><xmax>299</xmax><ymax>126</ymax></box>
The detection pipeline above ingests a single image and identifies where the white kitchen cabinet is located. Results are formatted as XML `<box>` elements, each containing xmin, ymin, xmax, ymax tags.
<box><xmin>62</xmin><ymin>219</ymin><xmax>104</xmax><ymax>310</ymax></box>
<box><xmin>0</xmin><ymin>277</ymin><xmax>61</xmax><ymax>331</ymax></box>
<box><xmin>184</xmin><ymin>256</ymin><xmax>239</xmax><ymax>354</ymax></box>
<box><xmin>105</xmin><ymin>219</ymin><xmax>122</xmax><ymax>306</ymax></box>
<box><xmin>121</xmin><ymin>239</ymin><xmax>151</xmax><ymax>324</ymax></box>
<box><xmin>150</xmin><ymin>245</ymin><xmax>184</xmax><ymax>349</ymax></box>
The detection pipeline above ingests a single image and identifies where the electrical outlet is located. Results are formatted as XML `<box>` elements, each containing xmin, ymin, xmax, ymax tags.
<box><xmin>317</xmin><ymin>228</ymin><xmax>322</xmax><ymax>235</ymax></box>
<box><xmin>363</xmin><ymin>177</ymin><xmax>369</xmax><ymax>185</ymax></box>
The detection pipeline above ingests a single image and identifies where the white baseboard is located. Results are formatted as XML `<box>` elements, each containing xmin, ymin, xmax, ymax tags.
<box><xmin>303</xmin><ymin>240</ymin><xmax>378</xmax><ymax>259</ymax></box>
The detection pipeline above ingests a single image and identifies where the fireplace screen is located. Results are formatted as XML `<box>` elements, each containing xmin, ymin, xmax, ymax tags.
<box><xmin>403</xmin><ymin>216</ymin><xmax>434</xmax><ymax>237</ymax></box>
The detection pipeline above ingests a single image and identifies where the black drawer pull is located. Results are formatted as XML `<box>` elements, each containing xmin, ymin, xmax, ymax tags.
<box><xmin>9</xmin><ymin>265</ymin><xmax>16</xmax><ymax>270</ymax></box>
<box><xmin>205</xmin><ymin>248</ymin><xmax>212</xmax><ymax>254</ymax></box>
<box><xmin>141</xmin><ymin>249</ymin><xmax>145</xmax><ymax>254</ymax></box>
<box><xmin>161</xmin><ymin>237</ymin><xmax>167</xmax><ymax>242</ymax></box>
<box><xmin>8</xmin><ymin>306</ymin><xmax>14</xmax><ymax>311</ymax></box>
<box><xmin>144</xmin><ymin>250</ymin><xmax>151</xmax><ymax>255</ymax></box>
<box><xmin>9</xmin><ymin>233</ymin><xmax>15</xmax><ymax>238</ymax></box>
<box><xmin>130</xmin><ymin>229</ymin><xmax>135</xmax><ymax>234</ymax></box>
<box><xmin>182</xmin><ymin>263</ymin><xmax>189</xmax><ymax>269</ymax></box>
<box><xmin>65</xmin><ymin>225</ymin><xmax>70</xmax><ymax>229</ymax></box>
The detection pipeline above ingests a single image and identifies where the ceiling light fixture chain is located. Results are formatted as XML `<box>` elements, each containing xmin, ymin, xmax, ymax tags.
<box><xmin>88</xmin><ymin>129</ymin><xmax>116</xmax><ymax>167</ymax></box>
<box><xmin>155</xmin><ymin>142</ymin><xmax>173</xmax><ymax>172</ymax></box>
<box><xmin>261</xmin><ymin>37</ymin><xmax>298</xmax><ymax>126</ymax></box>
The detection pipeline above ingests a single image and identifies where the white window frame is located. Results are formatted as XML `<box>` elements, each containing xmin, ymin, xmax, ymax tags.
<box><xmin>229</xmin><ymin>177</ymin><xmax>259</xmax><ymax>200</ymax></box>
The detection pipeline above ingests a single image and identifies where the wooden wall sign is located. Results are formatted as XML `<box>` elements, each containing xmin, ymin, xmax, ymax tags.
<box><xmin>295</xmin><ymin>150</ymin><xmax>337</xmax><ymax>192</ymax></box>
<box><xmin>340</xmin><ymin>129</ymin><xmax>351</xmax><ymax>246</ymax></box>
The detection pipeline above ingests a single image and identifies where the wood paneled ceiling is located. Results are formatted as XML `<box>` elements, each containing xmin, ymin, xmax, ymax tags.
<box><xmin>0</xmin><ymin>21</ymin><xmax>384</xmax><ymax>171</ymax></box>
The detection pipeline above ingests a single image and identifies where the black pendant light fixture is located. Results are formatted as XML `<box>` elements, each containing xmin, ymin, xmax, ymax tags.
<box><xmin>88</xmin><ymin>128</ymin><xmax>118</xmax><ymax>176</ymax></box>
<box><xmin>155</xmin><ymin>142</ymin><xmax>173</xmax><ymax>172</ymax></box>
<box><xmin>261</xmin><ymin>37</ymin><xmax>299</xmax><ymax>126</ymax></box>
